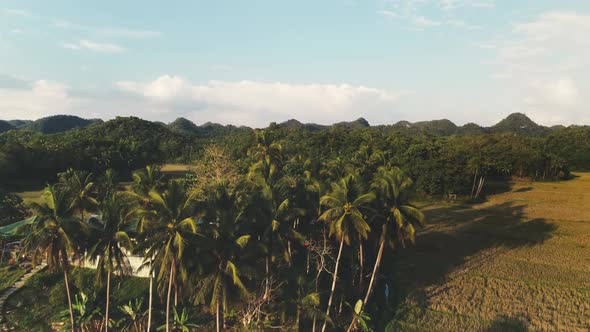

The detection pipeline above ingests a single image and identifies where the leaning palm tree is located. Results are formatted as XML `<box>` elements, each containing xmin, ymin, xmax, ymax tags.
<box><xmin>87</xmin><ymin>191</ymin><xmax>137</xmax><ymax>332</ymax></box>
<box><xmin>136</xmin><ymin>180</ymin><xmax>199</xmax><ymax>332</ymax></box>
<box><xmin>318</xmin><ymin>175</ymin><xmax>375</xmax><ymax>332</ymax></box>
<box><xmin>21</xmin><ymin>184</ymin><xmax>86</xmax><ymax>332</ymax></box>
<box><xmin>346</xmin><ymin>166</ymin><xmax>424</xmax><ymax>332</ymax></box>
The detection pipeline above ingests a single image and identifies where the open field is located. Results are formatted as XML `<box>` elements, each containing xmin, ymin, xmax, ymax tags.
<box><xmin>390</xmin><ymin>173</ymin><xmax>590</xmax><ymax>331</ymax></box>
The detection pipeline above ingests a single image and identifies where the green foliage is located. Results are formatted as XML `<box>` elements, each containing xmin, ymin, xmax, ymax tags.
<box><xmin>0</xmin><ymin>264</ymin><xmax>26</xmax><ymax>292</ymax></box>
<box><xmin>22</xmin><ymin>115</ymin><xmax>102</xmax><ymax>134</ymax></box>
<box><xmin>2</xmin><ymin>113</ymin><xmax>589</xmax><ymax>331</ymax></box>
<box><xmin>0</xmin><ymin>187</ymin><xmax>29</xmax><ymax>226</ymax></box>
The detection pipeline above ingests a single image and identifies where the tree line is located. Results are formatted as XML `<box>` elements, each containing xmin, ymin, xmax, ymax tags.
<box><xmin>2</xmin><ymin>116</ymin><xmax>587</xmax><ymax>198</ymax></box>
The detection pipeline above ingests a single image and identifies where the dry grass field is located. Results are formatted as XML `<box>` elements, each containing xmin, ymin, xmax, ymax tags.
<box><xmin>390</xmin><ymin>173</ymin><xmax>590</xmax><ymax>331</ymax></box>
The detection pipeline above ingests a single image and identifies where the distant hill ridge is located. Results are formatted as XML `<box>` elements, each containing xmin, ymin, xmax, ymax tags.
<box><xmin>0</xmin><ymin>112</ymin><xmax>575</xmax><ymax>136</ymax></box>
<box><xmin>0</xmin><ymin>115</ymin><xmax>102</xmax><ymax>134</ymax></box>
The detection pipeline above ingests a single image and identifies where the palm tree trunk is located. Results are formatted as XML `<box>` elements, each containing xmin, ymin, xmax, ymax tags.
<box><xmin>347</xmin><ymin>241</ymin><xmax>385</xmax><ymax>332</ymax></box>
<box><xmin>471</xmin><ymin>171</ymin><xmax>478</xmax><ymax>198</ymax></box>
<box><xmin>216</xmin><ymin>300</ymin><xmax>221</xmax><ymax>332</ymax></box>
<box><xmin>321</xmin><ymin>237</ymin><xmax>344</xmax><ymax>332</ymax></box>
<box><xmin>358</xmin><ymin>236</ymin><xmax>364</xmax><ymax>292</ymax></box>
<box><xmin>264</xmin><ymin>256</ymin><xmax>270</xmax><ymax>301</ymax></box>
<box><xmin>63</xmin><ymin>268</ymin><xmax>75</xmax><ymax>332</ymax></box>
<box><xmin>104</xmin><ymin>271</ymin><xmax>111</xmax><ymax>332</ymax></box>
<box><xmin>147</xmin><ymin>272</ymin><xmax>153</xmax><ymax>332</ymax></box>
<box><xmin>165</xmin><ymin>259</ymin><xmax>175</xmax><ymax>332</ymax></box>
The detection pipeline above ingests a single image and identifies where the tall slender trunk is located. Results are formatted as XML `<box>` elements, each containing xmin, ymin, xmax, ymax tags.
<box><xmin>358</xmin><ymin>236</ymin><xmax>364</xmax><ymax>293</ymax></box>
<box><xmin>104</xmin><ymin>271</ymin><xmax>111</xmax><ymax>332</ymax></box>
<box><xmin>264</xmin><ymin>256</ymin><xmax>270</xmax><ymax>301</ymax></box>
<box><xmin>321</xmin><ymin>237</ymin><xmax>344</xmax><ymax>332</ymax></box>
<box><xmin>347</xmin><ymin>241</ymin><xmax>385</xmax><ymax>332</ymax></box>
<box><xmin>147</xmin><ymin>273</ymin><xmax>153</xmax><ymax>332</ymax></box>
<box><xmin>165</xmin><ymin>258</ymin><xmax>175</xmax><ymax>332</ymax></box>
<box><xmin>475</xmin><ymin>176</ymin><xmax>485</xmax><ymax>199</ymax></box>
<box><xmin>64</xmin><ymin>269</ymin><xmax>75</xmax><ymax>332</ymax></box>
<box><xmin>471</xmin><ymin>171</ymin><xmax>478</xmax><ymax>198</ymax></box>
<box><xmin>216</xmin><ymin>300</ymin><xmax>221</xmax><ymax>332</ymax></box>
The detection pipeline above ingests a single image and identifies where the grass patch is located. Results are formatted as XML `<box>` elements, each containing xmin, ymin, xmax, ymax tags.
<box><xmin>4</xmin><ymin>267</ymin><xmax>149</xmax><ymax>331</ymax></box>
<box><xmin>0</xmin><ymin>264</ymin><xmax>26</xmax><ymax>292</ymax></box>
<box><xmin>388</xmin><ymin>172</ymin><xmax>590</xmax><ymax>331</ymax></box>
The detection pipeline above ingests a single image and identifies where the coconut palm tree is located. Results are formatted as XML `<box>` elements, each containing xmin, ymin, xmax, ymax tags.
<box><xmin>132</xmin><ymin>165</ymin><xmax>165</xmax><ymax>197</ymax></box>
<box><xmin>318</xmin><ymin>175</ymin><xmax>375</xmax><ymax>332</ymax></box>
<box><xmin>58</xmin><ymin>168</ymin><xmax>98</xmax><ymax>220</ymax></box>
<box><xmin>193</xmin><ymin>181</ymin><xmax>251</xmax><ymax>332</ymax></box>
<box><xmin>136</xmin><ymin>180</ymin><xmax>199</xmax><ymax>332</ymax></box>
<box><xmin>346</xmin><ymin>166</ymin><xmax>424</xmax><ymax>332</ymax></box>
<box><xmin>87</xmin><ymin>191</ymin><xmax>137</xmax><ymax>331</ymax></box>
<box><xmin>21</xmin><ymin>184</ymin><xmax>86</xmax><ymax>332</ymax></box>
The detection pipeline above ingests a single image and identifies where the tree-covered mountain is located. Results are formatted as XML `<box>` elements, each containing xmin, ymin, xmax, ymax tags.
<box><xmin>490</xmin><ymin>113</ymin><xmax>550</xmax><ymax>136</ymax></box>
<box><xmin>0</xmin><ymin>120</ymin><xmax>15</xmax><ymax>134</ymax></box>
<box><xmin>21</xmin><ymin>115</ymin><xmax>103</xmax><ymax>134</ymax></box>
<box><xmin>457</xmin><ymin>122</ymin><xmax>486</xmax><ymax>135</ymax></box>
<box><xmin>412</xmin><ymin>119</ymin><xmax>458</xmax><ymax>136</ymax></box>
<box><xmin>1</xmin><ymin>112</ymin><xmax>570</xmax><ymax>137</ymax></box>
<box><xmin>168</xmin><ymin>117</ymin><xmax>201</xmax><ymax>135</ymax></box>
<box><xmin>7</xmin><ymin>120</ymin><xmax>33</xmax><ymax>128</ymax></box>
<box><xmin>1</xmin><ymin>115</ymin><xmax>103</xmax><ymax>134</ymax></box>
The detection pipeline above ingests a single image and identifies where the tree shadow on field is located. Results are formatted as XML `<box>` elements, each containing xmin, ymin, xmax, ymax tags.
<box><xmin>485</xmin><ymin>315</ymin><xmax>530</xmax><ymax>332</ymax></box>
<box><xmin>514</xmin><ymin>187</ymin><xmax>533</xmax><ymax>193</ymax></box>
<box><xmin>384</xmin><ymin>201</ymin><xmax>557</xmax><ymax>313</ymax></box>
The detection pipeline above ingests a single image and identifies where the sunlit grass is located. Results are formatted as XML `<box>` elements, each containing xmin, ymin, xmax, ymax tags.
<box><xmin>392</xmin><ymin>173</ymin><xmax>590</xmax><ymax>331</ymax></box>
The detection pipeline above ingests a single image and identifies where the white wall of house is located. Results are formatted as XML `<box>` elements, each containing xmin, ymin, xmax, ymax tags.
<box><xmin>75</xmin><ymin>252</ymin><xmax>151</xmax><ymax>278</ymax></box>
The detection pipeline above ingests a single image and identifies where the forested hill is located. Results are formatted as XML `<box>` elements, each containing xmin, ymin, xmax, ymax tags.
<box><xmin>0</xmin><ymin>115</ymin><xmax>102</xmax><ymax>134</ymax></box>
<box><xmin>1</xmin><ymin>113</ymin><xmax>589</xmax><ymax>194</ymax></box>
<box><xmin>0</xmin><ymin>112</ymin><xmax>572</xmax><ymax>136</ymax></box>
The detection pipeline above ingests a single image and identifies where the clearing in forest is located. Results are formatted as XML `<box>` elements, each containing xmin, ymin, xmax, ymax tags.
<box><xmin>392</xmin><ymin>173</ymin><xmax>590</xmax><ymax>332</ymax></box>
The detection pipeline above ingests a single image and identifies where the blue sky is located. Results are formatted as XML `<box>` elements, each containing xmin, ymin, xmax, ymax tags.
<box><xmin>1</xmin><ymin>0</ymin><xmax>589</xmax><ymax>127</ymax></box>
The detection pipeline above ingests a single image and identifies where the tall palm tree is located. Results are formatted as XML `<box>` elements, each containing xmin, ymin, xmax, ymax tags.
<box><xmin>87</xmin><ymin>191</ymin><xmax>137</xmax><ymax>332</ymax></box>
<box><xmin>247</xmin><ymin>140</ymin><xmax>292</xmax><ymax>300</ymax></box>
<box><xmin>318</xmin><ymin>175</ymin><xmax>375</xmax><ymax>332</ymax></box>
<box><xmin>346</xmin><ymin>167</ymin><xmax>424</xmax><ymax>332</ymax></box>
<box><xmin>21</xmin><ymin>184</ymin><xmax>86</xmax><ymax>332</ymax></box>
<box><xmin>58</xmin><ymin>168</ymin><xmax>98</xmax><ymax>220</ymax></box>
<box><xmin>193</xmin><ymin>181</ymin><xmax>251</xmax><ymax>332</ymax></box>
<box><xmin>136</xmin><ymin>180</ymin><xmax>199</xmax><ymax>332</ymax></box>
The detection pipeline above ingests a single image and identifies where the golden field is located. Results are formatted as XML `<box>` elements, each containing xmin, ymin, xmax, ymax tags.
<box><xmin>391</xmin><ymin>173</ymin><xmax>590</xmax><ymax>331</ymax></box>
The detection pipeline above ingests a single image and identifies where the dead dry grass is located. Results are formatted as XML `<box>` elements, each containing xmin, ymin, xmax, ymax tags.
<box><xmin>392</xmin><ymin>173</ymin><xmax>590</xmax><ymax>331</ymax></box>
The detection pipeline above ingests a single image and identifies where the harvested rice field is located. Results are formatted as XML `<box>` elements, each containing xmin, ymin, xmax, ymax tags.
<box><xmin>390</xmin><ymin>173</ymin><xmax>590</xmax><ymax>332</ymax></box>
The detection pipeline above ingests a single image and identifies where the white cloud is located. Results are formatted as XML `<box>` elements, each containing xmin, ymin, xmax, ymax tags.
<box><xmin>412</xmin><ymin>16</ymin><xmax>441</xmax><ymax>27</ymax></box>
<box><xmin>377</xmin><ymin>10</ymin><xmax>401</xmax><ymax>18</ymax></box>
<box><xmin>114</xmin><ymin>75</ymin><xmax>404</xmax><ymax>126</ymax></box>
<box><xmin>488</xmin><ymin>11</ymin><xmax>590</xmax><ymax>125</ymax></box>
<box><xmin>32</xmin><ymin>80</ymin><xmax>68</xmax><ymax>98</ymax></box>
<box><xmin>53</xmin><ymin>19</ymin><xmax>162</xmax><ymax>38</ymax></box>
<box><xmin>63</xmin><ymin>40</ymin><xmax>125</xmax><ymax>53</ymax></box>
<box><xmin>439</xmin><ymin>0</ymin><xmax>495</xmax><ymax>10</ymax></box>
<box><xmin>0</xmin><ymin>75</ymin><xmax>408</xmax><ymax>127</ymax></box>
<box><xmin>378</xmin><ymin>1</ymin><xmax>483</xmax><ymax>30</ymax></box>
<box><xmin>0</xmin><ymin>8</ymin><xmax>161</xmax><ymax>39</ymax></box>
<box><xmin>0</xmin><ymin>8</ymin><xmax>31</xmax><ymax>17</ymax></box>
